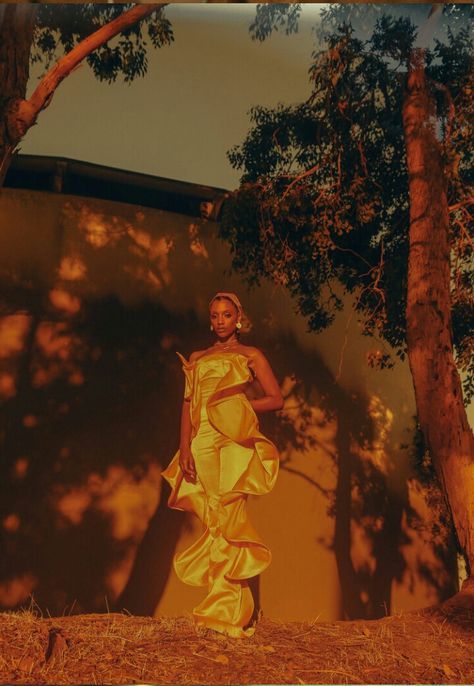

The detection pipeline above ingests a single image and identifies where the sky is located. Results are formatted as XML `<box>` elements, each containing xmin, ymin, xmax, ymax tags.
<box><xmin>24</xmin><ymin>4</ymin><xmax>319</xmax><ymax>189</ymax></box>
<box><xmin>22</xmin><ymin>3</ymin><xmax>433</xmax><ymax>190</ymax></box>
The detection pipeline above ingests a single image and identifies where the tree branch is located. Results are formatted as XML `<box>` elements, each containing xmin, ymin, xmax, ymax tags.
<box><xmin>449</xmin><ymin>198</ymin><xmax>474</xmax><ymax>213</ymax></box>
<box><xmin>280</xmin><ymin>463</ymin><xmax>331</xmax><ymax>498</ymax></box>
<box><xmin>13</xmin><ymin>4</ymin><xmax>163</xmax><ymax>140</ymax></box>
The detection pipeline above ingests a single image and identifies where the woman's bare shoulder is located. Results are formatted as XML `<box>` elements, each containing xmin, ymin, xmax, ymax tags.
<box><xmin>189</xmin><ymin>349</ymin><xmax>208</xmax><ymax>363</ymax></box>
<box><xmin>238</xmin><ymin>344</ymin><xmax>266</xmax><ymax>362</ymax></box>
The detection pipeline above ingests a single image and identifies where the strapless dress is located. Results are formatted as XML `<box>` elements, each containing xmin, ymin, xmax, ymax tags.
<box><xmin>161</xmin><ymin>351</ymin><xmax>279</xmax><ymax>638</ymax></box>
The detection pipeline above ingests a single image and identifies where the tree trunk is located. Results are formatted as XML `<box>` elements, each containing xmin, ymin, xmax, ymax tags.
<box><xmin>0</xmin><ymin>4</ymin><xmax>37</xmax><ymax>186</ymax></box>
<box><xmin>402</xmin><ymin>48</ymin><xmax>474</xmax><ymax>581</ymax></box>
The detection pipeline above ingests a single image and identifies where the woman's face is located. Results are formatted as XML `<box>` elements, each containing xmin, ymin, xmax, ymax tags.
<box><xmin>209</xmin><ymin>298</ymin><xmax>239</xmax><ymax>339</ymax></box>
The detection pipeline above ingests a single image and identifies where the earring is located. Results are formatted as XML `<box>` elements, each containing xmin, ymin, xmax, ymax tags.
<box><xmin>210</xmin><ymin>325</ymin><xmax>213</xmax><ymax>331</ymax></box>
<box><xmin>236</xmin><ymin>322</ymin><xmax>242</xmax><ymax>330</ymax></box>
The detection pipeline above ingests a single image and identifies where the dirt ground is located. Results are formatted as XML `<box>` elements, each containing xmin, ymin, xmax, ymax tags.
<box><xmin>0</xmin><ymin>593</ymin><xmax>473</xmax><ymax>685</ymax></box>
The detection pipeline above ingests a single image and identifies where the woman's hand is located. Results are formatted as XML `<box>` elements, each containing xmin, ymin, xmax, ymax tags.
<box><xmin>179</xmin><ymin>445</ymin><xmax>197</xmax><ymax>483</ymax></box>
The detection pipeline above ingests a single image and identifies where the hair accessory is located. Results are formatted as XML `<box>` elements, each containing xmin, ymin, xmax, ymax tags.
<box><xmin>209</xmin><ymin>291</ymin><xmax>243</xmax><ymax>316</ymax></box>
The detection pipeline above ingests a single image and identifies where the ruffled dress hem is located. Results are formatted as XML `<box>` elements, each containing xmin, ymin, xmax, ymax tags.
<box><xmin>194</xmin><ymin>616</ymin><xmax>256</xmax><ymax>639</ymax></box>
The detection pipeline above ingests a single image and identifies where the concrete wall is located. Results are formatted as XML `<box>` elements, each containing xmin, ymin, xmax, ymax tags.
<box><xmin>0</xmin><ymin>188</ymin><xmax>458</xmax><ymax>621</ymax></box>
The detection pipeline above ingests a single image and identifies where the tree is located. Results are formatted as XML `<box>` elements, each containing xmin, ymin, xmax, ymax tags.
<box><xmin>219</xmin><ymin>4</ymin><xmax>474</xmax><ymax>588</ymax></box>
<box><xmin>0</xmin><ymin>3</ymin><xmax>173</xmax><ymax>185</ymax></box>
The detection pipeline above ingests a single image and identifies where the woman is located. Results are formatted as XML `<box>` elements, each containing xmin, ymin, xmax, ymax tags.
<box><xmin>161</xmin><ymin>291</ymin><xmax>283</xmax><ymax>638</ymax></box>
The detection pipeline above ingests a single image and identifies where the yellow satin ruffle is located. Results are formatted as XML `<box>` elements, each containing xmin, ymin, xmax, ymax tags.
<box><xmin>161</xmin><ymin>350</ymin><xmax>279</xmax><ymax>638</ymax></box>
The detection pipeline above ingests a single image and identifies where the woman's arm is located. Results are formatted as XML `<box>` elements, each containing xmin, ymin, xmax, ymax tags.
<box><xmin>248</xmin><ymin>349</ymin><xmax>284</xmax><ymax>413</ymax></box>
<box><xmin>179</xmin><ymin>399</ymin><xmax>197</xmax><ymax>483</ymax></box>
<box><xmin>178</xmin><ymin>349</ymin><xmax>203</xmax><ymax>483</ymax></box>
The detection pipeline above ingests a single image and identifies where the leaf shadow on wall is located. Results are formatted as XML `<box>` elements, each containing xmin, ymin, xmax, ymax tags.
<box><xmin>0</xmin><ymin>291</ymin><xmax>201</xmax><ymax>615</ymax></box>
<box><xmin>257</xmin><ymin>330</ymin><xmax>458</xmax><ymax>620</ymax></box>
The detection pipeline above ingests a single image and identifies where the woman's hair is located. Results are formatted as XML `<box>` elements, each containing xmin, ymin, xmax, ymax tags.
<box><xmin>209</xmin><ymin>292</ymin><xmax>252</xmax><ymax>335</ymax></box>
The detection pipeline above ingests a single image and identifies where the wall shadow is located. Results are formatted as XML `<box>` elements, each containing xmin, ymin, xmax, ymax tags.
<box><xmin>115</xmin><ymin>480</ymin><xmax>185</xmax><ymax>616</ymax></box>
<box><xmin>0</xmin><ymin>289</ymin><xmax>196</xmax><ymax>615</ymax></box>
<box><xmin>255</xmin><ymin>330</ymin><xmax>458</xmax><ymax>619</ymax></box>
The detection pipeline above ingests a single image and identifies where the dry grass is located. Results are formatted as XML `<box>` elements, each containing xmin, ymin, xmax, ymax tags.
<box><xmin>0</xmin><ymin>599</ymin><xmax>473</xmax><ymax>685</ymax></box>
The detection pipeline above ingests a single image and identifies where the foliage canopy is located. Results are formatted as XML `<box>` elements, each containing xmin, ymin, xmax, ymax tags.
<box><xmin>220</xmin><ymin>4</ymin><xmax>473</xmax><ymax>402</ymax></box>
<box><xmin>31</xmin><ymin>3</ymin><xmax>173</xmax><ymax>83</ymax></box>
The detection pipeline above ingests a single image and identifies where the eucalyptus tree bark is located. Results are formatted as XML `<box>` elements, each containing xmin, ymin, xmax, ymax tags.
<box><xmin>0</xmin><ymin>4</ymin><xmax>38</xmax><ymax>186</ymax></box>
<box><xmin>0</xmin><ymin>3</ymin><xmax>161</xmax><ymax>187</ymax></box>
<box><xmin>402</xmin><ymin>48</ymin><xmax>474</xmax><ymax>581</ymax></box>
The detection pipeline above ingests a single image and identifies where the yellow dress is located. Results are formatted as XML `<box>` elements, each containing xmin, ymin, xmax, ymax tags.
<box><xmin>161</xmin><ymin>350</ymin><xmax>279</xmax><ymax>638</ymax></box>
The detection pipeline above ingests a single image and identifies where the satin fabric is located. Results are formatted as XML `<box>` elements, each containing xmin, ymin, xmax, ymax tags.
<box><xmin>161</xmin><ymin>350</ymin><xmax>279</xmax><ymax>638</ymax></box>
